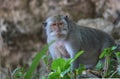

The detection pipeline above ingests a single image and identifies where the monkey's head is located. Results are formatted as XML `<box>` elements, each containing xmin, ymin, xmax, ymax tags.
<box><xmin>43</xmin><ymin>15</ymin><xmax>70</xmax><ymax>40</ymax></box>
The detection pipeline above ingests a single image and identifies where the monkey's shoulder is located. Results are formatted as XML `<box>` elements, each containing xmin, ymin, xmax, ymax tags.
<box><xmin>76</xmin><ymin>25</ymin><xmax>110</xmax><ymax>36</ymax></box>
<box><xmin>71</xmin><ymin>24</ymin><xmax>114</xmax><ymax>43</ymax></box>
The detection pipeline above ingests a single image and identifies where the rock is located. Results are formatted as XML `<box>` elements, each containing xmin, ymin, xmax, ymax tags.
<box><xmin>0</xmin><ymin>0</ymin><xmax>120</xmax><ymax>78</ymax></box>
<box><xmin>112</xmin><ymin>25</ymin><xmax>120</xmax><ymax>40</ymax></box>
<box><xmin>63</xmin><ymin>0</ymin><xmax>95</xmax><ymax>21</ymax></box>
<box><xmin>91</xmin><ymin>0</ymin><xmax>120</xmax><ymax>24</ymax></box>
<box><xmin>0</xmin><ymin>18</ymin><xmax>45</xmax><ymax>72</ymax></box>
<box><xmin>77</xmin><ymin>18</ymin><xmax>114</xmax><ymax>34</ymax></box>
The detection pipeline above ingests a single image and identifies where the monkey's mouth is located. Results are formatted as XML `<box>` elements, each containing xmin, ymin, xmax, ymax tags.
<box><xmin>50</xmin><ymin>32</ymin><xmax>66</xmax><ymax>38</ymax></box>
<box><xmin>56</xmin><ymin>33</ymin><xmax>64</xmax><ymax>38</ymax></box>
<box><xmin>54</xmin><ymin>32</ymin><xmax>66</xmax><ymax>38</ymax></box>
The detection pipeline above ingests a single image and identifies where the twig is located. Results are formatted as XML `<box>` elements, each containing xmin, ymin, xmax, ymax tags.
<box><xmin>8</xmin><ymin>66</ymin><xmax>13</xmax><ymax>79</ymax></box>
<box><xmin>110</xmin><ymin>70</ymin><xmax>118</xmax><ymax>78</ymax></box>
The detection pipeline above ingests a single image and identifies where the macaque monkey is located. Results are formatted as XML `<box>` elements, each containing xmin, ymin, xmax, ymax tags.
<box><xmin>43</xmin><ymin>15</ymin><xmax>116</xmax><ymax>70</ymax></box>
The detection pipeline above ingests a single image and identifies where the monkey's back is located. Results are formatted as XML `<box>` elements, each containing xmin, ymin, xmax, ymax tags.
<box><xmin>80</xmin><ymin>25</ymin><xmax>114</xmax><ymax>46</ymax></box>
<box><xmin>67</xmin><ymin>25</ymin><xmax>115</xmax><ymax>68</ymax></box>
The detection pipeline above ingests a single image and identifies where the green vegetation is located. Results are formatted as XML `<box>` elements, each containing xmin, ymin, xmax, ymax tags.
<box><xmin>48</xmin><ymin>51</ymin><xmax>84</xmax><ymax>79</ymax></box>
<box><xmin>96</xmin><ymin>46</ymin><xmax>120</xmax><ymax>78</ymax></box>
<box><xmin>5</xmin><ymin>46</ymin><xmax>120</xmax><ymax>79</ymax></box>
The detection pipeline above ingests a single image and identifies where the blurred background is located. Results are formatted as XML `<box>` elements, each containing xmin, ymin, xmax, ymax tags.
<box><xmin>0</xmin><ymin>0</ymin><xmax>120</xmax><ymax>79</ymax></box>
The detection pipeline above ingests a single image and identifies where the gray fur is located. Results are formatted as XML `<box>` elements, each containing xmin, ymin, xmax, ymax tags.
<box><xmin>44</xmin><ymin>15</ymin><xmax>116</xmax><ymax>69</ymax></box>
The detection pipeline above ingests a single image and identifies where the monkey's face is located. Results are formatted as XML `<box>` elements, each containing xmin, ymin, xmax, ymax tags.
<box><xmin>44</xmin><ymin>15</ymin><xmax>69</xmax><ymax>40</ymax></box>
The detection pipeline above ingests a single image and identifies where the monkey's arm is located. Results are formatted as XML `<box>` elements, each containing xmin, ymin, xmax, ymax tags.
<box><xmin>56</xmin><ymin>46</ymin><xmax>70</xmax><ymax>58</ymax></box>
<box><xmin>49</xmin><ymin>42</ymin><xmax>70</xmax><ymax>59</ymax></box>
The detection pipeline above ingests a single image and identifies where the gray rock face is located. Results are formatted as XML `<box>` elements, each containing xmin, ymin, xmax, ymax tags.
<box><xmin>77</xmin><ymin>18</ymin><xmax>114</xmax><ymax>34</ymax></box>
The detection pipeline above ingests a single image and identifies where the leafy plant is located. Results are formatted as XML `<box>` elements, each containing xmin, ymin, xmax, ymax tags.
<box><xmin>12</xmin><ymin>67</ymin><xmax>26</xmax><ymax>79</ymax></box>
<box><xmin>24</xmin><ymin>45</ymin><xmax>48</xmax><ymax>79</ymax></box>
<box><xmin>98</xmin><ymin>46</ymin><xmax>120</xmax><ymax>78</ymax></box>
<box><xmin>48</xmin><ymin>51</ymin><xmax>85</xmax><ymax>79</ymax></box>
<box><xmin>9</xmin><ymin>45</ymin><xmax>120</xmax><ymax>79</ymax></box>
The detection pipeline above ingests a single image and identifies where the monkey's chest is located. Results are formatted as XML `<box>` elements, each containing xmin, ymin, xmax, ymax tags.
<box><xmin>54</xmin><ymin>41</ymin><xmax>70</xmax><ymax>58</ymax></box>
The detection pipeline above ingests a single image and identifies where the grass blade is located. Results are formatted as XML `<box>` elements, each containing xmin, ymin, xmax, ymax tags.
<box><xmin>24</xmin><ymin>44</ymin><xmax>49</xmax><ymax>79</ymax></box>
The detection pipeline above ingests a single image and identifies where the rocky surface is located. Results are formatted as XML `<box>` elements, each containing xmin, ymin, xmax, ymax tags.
<box><xmin>0</xmin><ymin>0</ymin><xmax>120</xmax><ymax>79</ymax></box>
<box><xmin>77</xmin><ymin>18</ymin><xmax>114</xmax><ymax>34</ymax></box>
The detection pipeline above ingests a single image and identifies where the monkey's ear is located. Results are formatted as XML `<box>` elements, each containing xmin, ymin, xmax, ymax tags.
<box><xmin>42</xmin><ymin>22</ymin><xmax>47</xmax><ymax>29</ymax></box>
<box><xmin>64</xmin><ymin>16</ymin><xmax>69</xmax><ymax>21</ymax></box>
<box><xmin>64</xmin><ymin>15</ymin><xmax>71</xmax><ymax>29</ymax></box>
<box><xmin>42</xmin><ymin>22</ymin><xmax>47</xmax><ymax>27</ymax></box>
<box><xmin>42</xmin><ymin>22</ymin><xmax>47</xmax><ymax>30</ymax></box>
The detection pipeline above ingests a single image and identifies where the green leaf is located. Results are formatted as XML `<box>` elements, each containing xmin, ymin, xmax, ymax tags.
<box><xmin>12</xmin><ymin>67</ymin><xmax>25</xmax><ymax>78</ymax></box>
<box><xmin>48</xmin><ymin>72</ymin><xmax>60</xmax><ymax>79</ymax></box>
<box><xmin>62</xmin><ymin>75</ymin><xmax>71</xmax><ymax>79</ymax></box>
<box><xmin>24</xmin><ymin>41</ymin><xmax>53</xmax><ymax>79</ymax></box>
<box><xmin>61</xmin><ymin>67</ymin><xmax>71</xmax><ymax>77</ymax></box>
<box><xmin>63</xmin><ymin>59</ymin><xmax>72</xmax><ymax>70</ymax></box>
<box><xmin>111</xmin><ymin>46</ymin><xmax>117</xmax><ymax>51</ymax></box>
<box><xmin>76</xmin><ymin>64</ymin><xmax>85</xmax><ymax>75</ymax></box>
<box><xmin>116</xmin><ymin>52</ymin><xmax>120</xmax><ymax>63</ymax></box>
<box><xmin>42</xmin><ymin>76</ymin><xmax>46</xmax><ymax>79</ymax></box>
<box><xmin>116</xmin><ymin>52</ymin><xmax>120</xmax><ymax>58</ymax></box>
<box><xmin>12</xmin><ymin>68</ymin><xmax>21</xmax><ymax>76</ymax></box>
<box><xmin>51</xmin><ymin>58</ymin><xmax>66</xmax><ymax>72</ymax></box>
<box><xmin>95</xmin><ymin>61</ymin><xmax>104</xmax><ymax>70</ymax></box>
<box><xmin>99</xmin><ymin>48</ymin><xmax>111</xmax><ymax>59</ymax></box>
<box><xmin>99</xmin><ymin>49</ymin><xmax>107</xmax><ymax>59</ymax></box>
<box><xmin>71</xmin><ymin>51</ymin><xmax>84</xmax><ymax>63</ymax></box>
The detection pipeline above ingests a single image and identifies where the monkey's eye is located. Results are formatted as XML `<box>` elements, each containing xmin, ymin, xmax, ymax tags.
<box><xmin>52</xmin><ymin>23</ymin><xmax>57</xmax><ymax>26</ymax></box>
<box><xmin>58</xmin><ymin>22</ymin><xmax>63</xmax><ymax>26</ymax></box>
<box><xmin>51</xmin><ymin>22</ymin><xmax>64</xmax><ymax>28</ymax></box>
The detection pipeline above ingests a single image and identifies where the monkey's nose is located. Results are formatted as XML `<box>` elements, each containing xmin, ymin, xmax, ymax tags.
<box><xmin>56</xmin><ymin>26</ymin><xmax>61</xmax><ymax>32</ymax></box>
